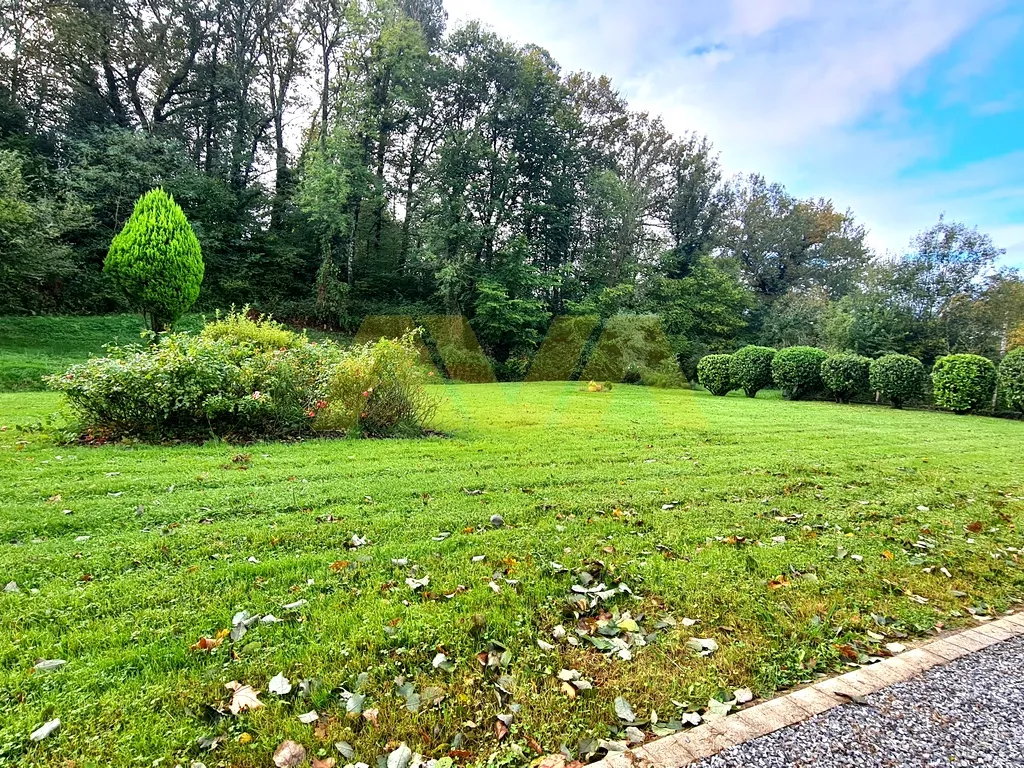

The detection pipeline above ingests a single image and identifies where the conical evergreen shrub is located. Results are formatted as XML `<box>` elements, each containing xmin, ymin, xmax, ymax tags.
<box><xmin>104</xmin><ymin>188</ymin><xmax>204</xmax><ymax>330</ymax></box>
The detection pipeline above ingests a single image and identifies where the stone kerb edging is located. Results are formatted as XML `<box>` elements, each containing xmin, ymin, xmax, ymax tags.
<box><xmin>595</xmin><ymin>613</ymin><xmax>1024</xmax><ymax>768</ymax></box>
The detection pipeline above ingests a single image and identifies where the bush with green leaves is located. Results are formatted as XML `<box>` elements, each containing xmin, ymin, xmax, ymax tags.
<box><xmin>821</xmin><ymin>353</ymin><xmax>872</xmax><ymax>404</ymax></box>
<box><xmin>697</xmin><ymin>354</ymin><xmax>733</xmax><ymax>396</ymax></box>
<box><xmin>931</xmin><ymin>354</ymin><xmax>997</xmax><ymax>414</ymax></box>
<box><xmin>318</xmin><ymin>331</ymin><xmax>439</xmax><ymax>437</ymax></box>
<box><xmin>48</xmin><ymin>316</ymin><xmax>436</xmax><ymax>441</ymax></box>
<box><xmin>870</xmin><ymin>353</ymin><xmax>926</xmax><ymax>409</ymax></box>
<box><xmin>729</xmin><ymin>346</ymin><xmax>777</xmax><ymax>398</ymax></box>
<box><xmin>999</xmin><ymin>348</ymin><xmax>1024</xmax><ymax>414</ymax></box>
<box><xmin>200</xmin><ymin>309</ymin><xmax>302</xmax><ymax>351</ymax></box>
<box><xmin>104</xmin><ymin>188</ymin><xmax>204</xmax><ymax>331</ymax></box>
<box><xmin>771</xmin><ymin>346</ymin><xmax>828</xmax><ymax>400</ymax></box>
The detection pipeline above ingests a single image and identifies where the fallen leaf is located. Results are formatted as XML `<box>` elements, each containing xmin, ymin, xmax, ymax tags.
<box><xmin>387</xmin><ymin>742</ymin><xmax>413</xmax><ymax>768</ymax></box>
<box><xmin>191</xmin><ymin>636</ymin><xmax>223</xmax><ymax>652</ymax></box>
<box><xmin>33</xmin><ymin>659</ymin><xmax>67</xmax><ymax>672</ymax></box>
<box><xmin>273</xmin><ymin>740</ymin><xmax>306</xmax><ymax>767</ymax></box>
<box><xmin>733</xmin><ymin>687</ymin><xmax>753</xmax><ymax>704</ymax></box>
<box><xmin>967</xmin><ymin>521</ymin><xmax>983</xmax><ymax>533</ymax></box>
<box><xmin>613</xmin><ymin>696</ymin><xmax>636</xmax><ymax>722</ymax></box>
<box><xmin>298</xmin><ymin>710</ymin><xmax>319</xmax><ymax>724</ymax></box>
<box><xmin>882</xmin><ymin>551</ymin><xmax>894</xmax><ymax>560</ymax></box>
<box><xmin>312</xmin><ymin>758</ymin><xmax>337</xmax><ymax>768</ymax></box>
<box><xmin>685</xmin><ymin>638</ymin><xmax>719</xmax><ymax>656</ymax></box>
<box><xmin>885</xmin><ymin>642</ymin><xmax>907</xmax><ymax>655</ymax></box>
<box><xmin>224</xmin><ymin>681</ymin><xmax>263</xmax><ymax>714</ymax></box>
<box><xmin>269</xmin><ymin>673</ymin><xmax>292</xmax><ymax>695</ymax></box>
<box><xmin>30</xmin><ymin>718</ymin><xmax>60</xmax><ymax>741</ymax></box>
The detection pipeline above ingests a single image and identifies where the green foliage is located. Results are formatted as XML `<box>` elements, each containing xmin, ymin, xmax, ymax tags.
<box><xmin>697</xmin><ymin>354</ymin><xmax>733</xmax><ymax>396</ymax></box>
<box><xmin>104</xmin><ymin>188</ymin><xmax>204</xmax><ymax>330</ymax></box>
<box><xmin>0</xmin><ymin>150</ymin><xmax>83</xmax><ymax>313</ymax></box>
<box><xmin>47</xmin><ymin>317</ymin><xmax>434</xmax><ymax>440</ymax></box>
<box><xmin>999</xmin><ymin>348</ymin><xmax>1024</xmax><ymax>414</ymax></box>
<box><xmin>318</xmin><ymin>332</ymin><xmax>438</xmax><ymax>437</ymax></box>
<box><xmin>931</xmin><ymin>354</ymin><xmax>997</xmax><ymax>414</ymax></box>
<box><xmin>870</xmin><ymin>354</ymin><xmax>926</xmax><ymax>409</ymax></box>
<box><xmin>771</xmin><ymin>346</ymin><xmax>827</xmax><ymax>400</ymax></box>
<box><xmin>472</xmin><ymin>239</ymin><xmax>552</xmax><ymax>363</ymax></box>
<box><xmin>729</xmin><ymin>345</ymin><xmax>777</xmax><ymax>398</ymax></box>
<box><xmin>200</xmin><ymin>309</ymin><xmax>303</xmax><ymax>351</ymax></box>
<box><xmin>820</xmin><ymin>353</ymin><xmax>872</xmax><ymax>404</ymax></box>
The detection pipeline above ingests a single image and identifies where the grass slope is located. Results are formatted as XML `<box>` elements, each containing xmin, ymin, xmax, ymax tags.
<box><xmin>0</xmin><ymin>315</ymin><xmax>350</xmax><ymax>392</ymax></box>
<box><xmin>1</xmin><ymin>383</ymin><xmax>1022</xmax><ymax>766</ymax></box>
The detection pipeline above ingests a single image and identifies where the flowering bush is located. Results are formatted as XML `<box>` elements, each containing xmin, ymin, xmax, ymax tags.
<box><xmin>47</xmin><ymin>315</ymin><xmax>435</xmax><ymax>441</ymax></box>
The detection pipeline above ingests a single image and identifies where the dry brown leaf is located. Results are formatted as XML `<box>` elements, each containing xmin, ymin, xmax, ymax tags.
<box><xmin>190</xmin><ymin>636</ymin><xmax>223</xmax><ymax>652</ymax></box>
<box><xmin>967</xmin><ymin>521</ymin><xmax>983</xmax><ymax>533</ymax></box>
<box><xmin>882</xmin><ymin>550</ymin><xmax>894</xmax><ymax>560</ymax></box>
<box><xmin>273</xmin><ymin>740</ymin><xmax>306</xmax><ymax>767</ymax></box>
<box><xmin>224</xmin><ymin>681</ymin><xmax>263</xmax><ymax>714</ymax></box>
<box><xmin>312</xmin><ymin>758</ymin><xmax>337</xmax><ymax>768</ymax></box>
<box><xmin>363</xmin><ymin>708</ymin><xmax>379</xmax><ymax>727</ymax></box>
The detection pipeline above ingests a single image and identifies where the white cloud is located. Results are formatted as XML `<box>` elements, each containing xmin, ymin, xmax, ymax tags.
<box><xmin>441</xmin><ymin>0</ymin><xmax>1022</xmax><ymax>264</ymax></box>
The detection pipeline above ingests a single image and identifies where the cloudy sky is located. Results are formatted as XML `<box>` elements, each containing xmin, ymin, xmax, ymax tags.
<box><xmin>443</xmin><ymin>0</ymin><xmax>1024</xmax><ymax>266</ymax></box>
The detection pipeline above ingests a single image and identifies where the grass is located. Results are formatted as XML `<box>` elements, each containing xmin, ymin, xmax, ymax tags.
<box><xmin>0</xmin><ymin>315</ymin><xmax>351</xmax><ymax>393</ymax></box>
<box><xmin>1</xmin><ymin>381</ymin><xmax>1022</xmax><ymax>767</ymax></box>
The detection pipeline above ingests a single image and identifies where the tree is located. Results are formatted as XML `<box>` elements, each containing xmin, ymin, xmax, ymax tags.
<box><xmin>721</xmin><ymin>175</ymin><xmax>869</xmax><ymax>304</ymax></box>
<box><xmin>104</xmin><ymin>188</ymin><xmax>204</xmax><ymax>330</ymax></box>
<box><xmin>0</xmin><ymin>149</ymin><xmax>82</xmax><ymax>312</ymax></box>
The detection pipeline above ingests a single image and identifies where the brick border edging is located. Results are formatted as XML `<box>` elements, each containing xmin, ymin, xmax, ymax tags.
<box><xmin>596</xmin><ymin>613</ymin><xmax>1024</xmax><ymax>768</ymax></box>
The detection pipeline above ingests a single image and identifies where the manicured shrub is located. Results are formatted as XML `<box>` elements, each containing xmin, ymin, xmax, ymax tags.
<box><xmin>47</xmin><ymin>317</ymin><xmax>436</xmax><ymax>441</ymax></box>
<box><xmin>697</xmin><ymin>354</ymin><xmax>733</xmax><ymax>396</ymax></box>
<box><xmin>729</xmin><ymin>345</ymin><xmax>777</xmax><ymax>398</ymax></box>
<box><xmin>104</xmin><ymin>188</ymin><xmax>204</xmax><ymax>331</ymax></box>
<box><xmin>870</xmin><ymin>353</ymin><xmax>926</xmax><ymax>409</ymax></box>
<box><xmin>932</xmin><ymin>354</ymin><xmax>997</xmax><ymax>414</ymax></box>
<box><xmin>771</xmin><ymin>346</ymin><xmax>827</xmax><ymax>400</ymax></box>
<box><xmin>821</xmin><ymin>353</ymin><xmax>871</xmax><ymax>404</ymax></box>
<box><xmin>1000</xmin><ymin>348</ymin><xmax>1024</xmax><ymax>413</ymax></box>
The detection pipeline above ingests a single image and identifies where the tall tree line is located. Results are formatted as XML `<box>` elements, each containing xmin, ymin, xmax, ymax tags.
<box><xmin>1</xmin><ymin>0</ymin><xmax>1021</xmax><ymax>372</ymax></box>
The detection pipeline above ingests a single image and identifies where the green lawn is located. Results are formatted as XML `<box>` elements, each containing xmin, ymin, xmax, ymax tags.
<box><xmin>0</xmin><ymin>316</ymin><xmax>184</xmax><ymax>392</ymax></box>
<box><xmin>1</xmin><ymin>383</ymin><xmax>1022</xmax><ymax>767</ymax></box>
<box><xmin>0</xmin><ymin>315</ymin><xmax>352</xmax><ymax>393</ymax></box>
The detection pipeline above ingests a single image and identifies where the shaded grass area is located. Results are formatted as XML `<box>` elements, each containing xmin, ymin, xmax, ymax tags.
<box><xmin>0</xmin><ymin>315</ymin><xmax>350</xmax><ymax>392</ymax></box>
<box><xmin>0</xmin><ymin>384</ymin><xmax>1022</xmax><ymax>767</ymax></box>
<box><xmin>0</xmin><ymin>316</ymin><xmax>183</xmax><ymax>392</ymax></box>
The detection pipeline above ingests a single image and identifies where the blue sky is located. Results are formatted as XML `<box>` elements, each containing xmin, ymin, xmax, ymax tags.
<box><xmin>443</xmin><ymin>0</ymin><xmax>1024</xmax><ymax>266</ymax></box>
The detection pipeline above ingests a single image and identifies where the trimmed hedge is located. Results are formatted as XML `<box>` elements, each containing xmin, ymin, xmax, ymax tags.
<box><xmin>771</xmin><ymin>346</ymin><xmax>827</xmax><ymax>400</ymax></box>
<box><xmin>821</xmin><ymin>353</ymin><xmax>871</xmax><ymax>404</ymax></box>
<box><xmin>730</xmin><ymin>345</ymin><xmax>776</xmax><ymax>398</ymax></box>
<box><xmin>870</xmin><ymin>354</ymin><xmax>925</xmax><ymax>409</ymax></box>
<box><xmin>104</xmin><ymin>188</ymin><xmax>204</xmax><ymax>331</ymax></box>
<box><xmin>697</xmin><ymin>354</ymin><xmax>733</xmax><ymax>396</ymax></box>
<box><xmin>998</xmin><ymin>348</ymin><xmax>1024</xmax><ymax>414</ymax></box>
<box><xmin>932</xmin><ymin>354</ymin><xmax>997</xmax><ymax>414</ymax></box>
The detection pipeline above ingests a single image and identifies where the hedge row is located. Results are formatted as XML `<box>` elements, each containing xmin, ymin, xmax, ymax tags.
<box><xmin>696</xmin><ymin>345</ymin><xmax>1024</xmax><ymax>416</ymax></box>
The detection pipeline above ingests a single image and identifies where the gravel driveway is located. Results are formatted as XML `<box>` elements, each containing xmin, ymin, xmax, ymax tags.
<box><xmin>692</xmin><ymin>634</ymin><xmax>1024</xmax><ymax>768</ymax></box>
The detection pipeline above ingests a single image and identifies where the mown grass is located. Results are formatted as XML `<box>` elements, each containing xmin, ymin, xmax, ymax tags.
<box><xmin>1</xmin><ymin>383</ymin><xmax>1022</xmax><ymax>767</ymax></box>
<box><xmin>0</xmin><ymin>316</ymin><xmax>195</xmax><ymax>392</ymax></box>
<box><xmin>0</xmin><ymin>315</ymin><xmax>350</xmax><ymax>392</ymax></box>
